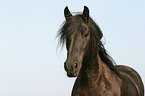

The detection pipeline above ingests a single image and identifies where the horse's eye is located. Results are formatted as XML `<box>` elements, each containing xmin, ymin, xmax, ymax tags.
<box><xmin>83</xmin><ymin>33</ymin><xmax>89</xmax><ymax>37</ymax></box>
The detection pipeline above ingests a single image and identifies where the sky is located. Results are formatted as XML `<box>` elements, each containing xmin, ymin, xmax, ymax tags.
<box><xmin>0</xmin><ymin>0</ymin><xmax>145</xmax><ymax>96</ymax></box>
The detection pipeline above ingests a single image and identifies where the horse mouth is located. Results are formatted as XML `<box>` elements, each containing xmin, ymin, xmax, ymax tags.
<box><xmin>67</xmin><ymin>71</ymin><xmax>78</xmax><ymax>77</ymax></box>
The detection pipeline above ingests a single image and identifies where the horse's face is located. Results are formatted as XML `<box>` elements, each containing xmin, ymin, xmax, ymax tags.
<box><xmin>63</xmin><ymin>6</ymin><xmax>90</xmax><ymax>77</ymax></box>
<box><xmin>59</xmin><ymin>6</ymin><xmax>103</xmax><ymax>77</ymax></box>
<box><xmin>64</xmin><ymin>27</ymin><xmax>90</xmax><ymax>77</ymax></box>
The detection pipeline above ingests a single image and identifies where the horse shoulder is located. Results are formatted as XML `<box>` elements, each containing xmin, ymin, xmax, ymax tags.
<box><xmin>116</xmin><ymin>65</ymin><xmax>144</xmax><ymax>96</ymax></box>
<box><xmin>99</xmin><ymin>63</ymin><xmax>122</xmax><ymax>96</ymax></box>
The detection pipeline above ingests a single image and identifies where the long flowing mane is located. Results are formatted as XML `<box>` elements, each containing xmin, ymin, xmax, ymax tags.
<box><xmin>58</xmin><ymin>14</ymin><xmax>120</xmax><ymax>75</ymax></box>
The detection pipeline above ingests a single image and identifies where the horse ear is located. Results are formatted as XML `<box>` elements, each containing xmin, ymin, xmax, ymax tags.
<box><xmin>83</xmin><ymin>6</ymin><xmax>89</xmax><ymax>23</ymax></box>
<box><xmin>64</xmin><ymin>6</ymin><xmax>72</xmax><ymax>20</ymax></box>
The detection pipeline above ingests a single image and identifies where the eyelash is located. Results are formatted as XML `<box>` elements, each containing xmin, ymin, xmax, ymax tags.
<box><xmin>83</xmin><ymin>33</ymin><xmax>89</xmax><ymax>37</ymax></box>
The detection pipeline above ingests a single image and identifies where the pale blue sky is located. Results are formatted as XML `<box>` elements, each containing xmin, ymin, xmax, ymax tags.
<box><xmin>0</xmin><ymin>0</ymin><xmax>145</xmax><ymax>96</ymax></box>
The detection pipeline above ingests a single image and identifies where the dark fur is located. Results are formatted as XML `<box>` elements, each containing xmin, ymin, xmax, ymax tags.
<box><xmin>57</xmin><ymin>6</ymin><xmax>144</xmax><ymax>96</ymax></box>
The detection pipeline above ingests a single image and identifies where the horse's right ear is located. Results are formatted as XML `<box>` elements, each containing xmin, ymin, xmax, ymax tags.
<box><xmin>83</xmin><ymin>6</ymin><xmax>89</xmax><ymax>23</ymax></box>
<box><xmin>64</xmin><ymin>6</ymin><xmax>72</xmax><ymax>20</ymax></box>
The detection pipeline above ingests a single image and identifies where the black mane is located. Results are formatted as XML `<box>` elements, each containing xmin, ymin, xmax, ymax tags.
<box><xmin>58</xmin><ymin>14</ymin><xmax>120</xmax><ymax>75</ymax></box>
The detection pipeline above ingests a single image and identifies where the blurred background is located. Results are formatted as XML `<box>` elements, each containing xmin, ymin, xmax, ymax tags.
<box><xmin>0</xmin><ymin>0</ymin><xmax>145</xmax><ymax>96</ymax></box>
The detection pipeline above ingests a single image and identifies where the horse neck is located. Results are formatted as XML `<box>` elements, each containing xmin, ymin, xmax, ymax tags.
<box><xmin>75</xmin><ymin>54</ymin><xmax>123</xmax><ymax>96</ymax></box>
<box><xmin>80</xmin><ymin>53</ymin><xmax>104</xmax><ymax>85</ymax></box>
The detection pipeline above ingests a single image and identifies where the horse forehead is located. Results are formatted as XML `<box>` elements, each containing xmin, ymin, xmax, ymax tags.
<box><xmin>68</xmin><ymin>33</ymin><xmax>80</xmax><ymax>47</ymax></box>
<box><xmin>68</xmin><ymin>30</ymin><xmax>81</xmax><ymax>40</ymax></box>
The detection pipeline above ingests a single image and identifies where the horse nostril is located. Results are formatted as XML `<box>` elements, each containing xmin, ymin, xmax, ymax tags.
<box><xmin>64</xmin><ymin>61</ymin><xmax>78</xmax><ymax>71</ymax></box>
<box><xmin>74</xmin><ymin>63</ymin><xmax>78</xmax><ymax>69</ymax></box>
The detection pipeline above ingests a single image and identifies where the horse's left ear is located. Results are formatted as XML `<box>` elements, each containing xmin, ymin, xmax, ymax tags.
<box><xmin>83</xmin><ymin>6</ymin><xmax>89</xmax><ymax>23</ymax></box>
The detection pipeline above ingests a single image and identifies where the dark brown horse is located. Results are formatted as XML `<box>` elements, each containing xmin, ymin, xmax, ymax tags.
<box><xmin>58</xmin><ymin>6</ymin><xmax>144</xmax><ymax>96</ymax></box>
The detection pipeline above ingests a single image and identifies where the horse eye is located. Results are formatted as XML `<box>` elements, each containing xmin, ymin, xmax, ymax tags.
<box><xmin>83</xmin><ymin>33</ymin><xmax>89</xmax><ymax>37</ymax></box>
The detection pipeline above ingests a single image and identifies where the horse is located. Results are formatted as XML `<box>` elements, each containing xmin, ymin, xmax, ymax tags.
<box><xmin>57</xmin><ymin>6</ymin><xmax>144</xmax><ymax>96</ymax></box>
